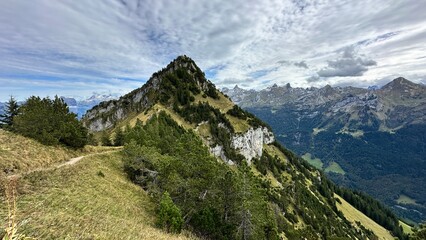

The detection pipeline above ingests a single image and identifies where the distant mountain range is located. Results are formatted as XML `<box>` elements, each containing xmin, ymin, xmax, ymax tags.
<box><xmin>0</xmin><ymin>93</ymin><xmax>120</xmax><ymax>119</ymax></box>
<box><xmin>223</xmin><ymin>77</ymin><xmax>426</xmax><ymax>224</ymax></box>
<box><xmin>61</xmin><ymin>93</ymin><xmax>120</xmax><ymax>118</ymax></box>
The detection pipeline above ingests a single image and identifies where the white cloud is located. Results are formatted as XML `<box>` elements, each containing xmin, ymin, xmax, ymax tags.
<box><xmin>0</xmin><ymin>0</ymin><xmax>426</xmax><ymax>101</ymax></box>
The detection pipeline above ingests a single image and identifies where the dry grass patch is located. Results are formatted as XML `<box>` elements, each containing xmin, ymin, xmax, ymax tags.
<box><xmin>324</xmin><ymin>161</ymin><xmax>345</xmax><ymax>175</ymax></box>
<box><xmin>194</xmin><ymin>92</ymin><xmax>234</xmax><ymax>113</ymax></box>
<box><xmin>125</xmin><ymin>104</ymin><xmax>194</xmax><ymax>130</ymax></box>
<box><xmin>335</xmin><ymin>194</ymin><xmax>394</xmax><ymax>240</ymax></box>
<box><xmin>0</xmin><ymin>129</ymin><xmax>78</xmax><ymax>175</ymax></box>
<box><xmin>0</xmin><ymin>152</ymin><xmax>196</xmax><ymax>240</ymax></box>
<box><xmin>0</xmin><ymin>129</ymin><xmax>119</xmax><ymax>176</ymax></box>
<box><xmin>396</xmin><ymin>194</ymin><xmax>418</xmax><ymax>205</ymax></box>
<box><xmin>301</xmin><ymin>153</ymin><xmax>323</xmax><ymax>170</ymax></box>
<box><xmin>226</xmin><ymin>115</ymin><xmax>251</xmax><ymax>133</ymax></box>
<box><xmin>264</xmin><ymin>145</ymin><xmax>288</xmax><ymax>164</ymax></box>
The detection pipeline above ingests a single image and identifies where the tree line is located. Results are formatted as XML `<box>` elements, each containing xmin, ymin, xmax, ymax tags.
<box><xmin>0</xmin><ymin>95</ymin><xmax>88</xmax><ymax>148</ymax></box>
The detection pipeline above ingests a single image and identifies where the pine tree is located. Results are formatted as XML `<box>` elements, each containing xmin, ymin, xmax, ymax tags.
<box><xmin>412</xmin><ymin>223</ymin><xmax>426</xmax><ymax>240</ymax></box>
<box><xmin>101</xmin><ymin>132</ymin><xmax>112</xmax><ymax>146</ymax></box>
<box><xmin>113</xmin><ymin>128</ymin><xmax>125</xmax><ymax>146</ymax></box>
<box><xmin>0</xmin><ymin>96</ymin><xmax>19</xmax><ymax>130</ymax></box>
<box><xmin>13</xmin><ymin>96</ymin><xmax>87</xmax><ymax>148</ymax></box>
<box><xmin>157</xmin><ymin>191</ymin><xmax>183</xmax><ymax>233</ymax></box>
<box><xmin>238</xmin><ymin>170</ymin><xmax>253</xmax><ymax>240</ymax></box>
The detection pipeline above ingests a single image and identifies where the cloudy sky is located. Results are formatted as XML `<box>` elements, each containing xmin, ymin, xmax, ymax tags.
<box><xmin>1</xmin><ymin>0</ymin><xmax>426</xmax><ymax>101</ymax></box>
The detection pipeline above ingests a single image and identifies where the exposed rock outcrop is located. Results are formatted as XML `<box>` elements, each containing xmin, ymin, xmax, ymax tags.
<box><xmin>231</xmin><ymin>127</ymin><xmax>274</xmax><ymax>164</ymax></box>
<box><xmin>210</xmin><ymin>144</ymin><xmax>234</xmax><ymax>165</ymax></box>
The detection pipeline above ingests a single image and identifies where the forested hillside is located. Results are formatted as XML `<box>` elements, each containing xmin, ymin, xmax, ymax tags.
<box><xmin>83</xmin><ymin>56</ymin><xmax>408</xmax><ymax>239</ymax></box>
<box><xmin>224</xmin><ymin>80</ymin><xmax>426</xmax><ymax>224</ymax></box>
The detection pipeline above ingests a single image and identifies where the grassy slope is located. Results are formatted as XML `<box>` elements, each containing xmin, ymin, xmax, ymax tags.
<box><xmin>1</xmin><ymin>151</ymin><xmax>196</xmax><ymax>240</ymax></box>
<box><xmin>0</xmin><ymin>129</ymin><xmax>78</xmax><ymax>175</ymax></box>
<box><xmin>399</xmin><ymin>220</ymin><xmax>413</xmax><ymax>234</ymax></box>
<box><xmin>0</xmin><ymin>129</ymin><xmax>118</xmax><ymax>176</ymax></box>
<box><xmin>335</xmin><ymin>194</ymin><xmax>394</xmax><ymax>240</ymax></box>
<box><xmin>84</xmin><ymin>90</ymin><xmax>399</xmax><ymax>239</ymax></box>
<box><xmin>115</xmin><ymin>92</ymin><xmax>247</xmax><ymax>134</ymax></box>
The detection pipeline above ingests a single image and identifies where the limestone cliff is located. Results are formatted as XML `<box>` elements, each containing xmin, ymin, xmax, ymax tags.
<box><xmin>231</xmin><ymin>127</ymin><xmax>274</xmax><ymax>163</ymax></box>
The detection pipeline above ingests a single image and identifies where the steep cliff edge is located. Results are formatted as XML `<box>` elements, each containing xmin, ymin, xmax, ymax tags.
<box><xmin>231</xmin><ymin>127</ymin><xmax>274</xmax><ymax>163</ymax></box>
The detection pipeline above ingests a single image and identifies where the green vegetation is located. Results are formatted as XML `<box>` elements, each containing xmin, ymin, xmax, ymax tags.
<box><xmin>12</xmin><ymin>96</ymin><xmax>87</xmax><ymax>148</ymax></box>
<box><xmin>0</xmin><ymin>96</ymin><xmax>19</xmax><ymax>130</ymax></box>
<box><xmin>73</xmin><ymin>56</ymin><xmax>412</xmax><ymax>239</ymax></box>
<box><xmin>113</xmin><ymin>128</ymin><xmax>125</xmax><ymax>146</ymax></box>
<box><xmin>0</xmin><ymin>152</ymin><xmax>195</xmax><ymax>239</ymax></box>
<box><xmin>123</xmin><ymin>112</ymin><xmax>279</xmax><ymax>239</ymax></box>
<box><xmin>173</xmin><ymin>101</ymin><xmax>247</xmax><ymax>164</ymax></box>
<box><xmin>227</xmin><ymin>105</ymin><xmax>248</xmax><ymax>120</ymax></box>
<box><xmin>411</xmin><ymin>223</ymin><xmax>426</xmax><ymax>239</ymax></box>
<box><xmin>157</xmin><ymin>57</ymin><xmax>218</xmax><ymax>105</ymax></box>
<box><xmin>334</xmin><ymin>194</ymin><xmax>393</xmax><ymax>239</ymax></box>
<box><xmin>271</xmin><ymin>141</ymin><xmax>409</xmax><ymax>239</ymax></box>
<box><xmin>121</xmin><ymin>111</ymin><xmax>381</xmax><ymax>239</ymax></box>
<box><xmin>247</xmin><ymin>107</ymin><xmax>426</xmax><ymax>223</ymax></box>
<box><xmin>101</xmin><ymin>131</ymin><xmax>113</xmax><ymax>146</ymax></box>
<box><xmin>227</xmin><ymin>105</ymin><xmax>271</xmax><ymax>130</ymax></box>
<box><xmin>325</xmin><ymin>162</ymin><xmax>345</xmax><ymax>175</ymax></box>
<box><xmin>302</xmin><ymin>153</ymin><xmax>323</xmax><ymax>169</ymax></box>
<box><xmin>335</xmin><ymin>187</ymin><xmax>407</xmax><ymax>239</ymax></box>
<box><xmin>158</xmin><ymin>191</ymin><xmax>184</xmax><ymax>233</ymax></box>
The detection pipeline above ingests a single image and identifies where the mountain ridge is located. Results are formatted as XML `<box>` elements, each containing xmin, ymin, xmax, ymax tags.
<box><xmin>223</xmin><ymin>77</ymin><xmax>426</xmax><ymax>224</ymax></box>
<box><xmin>223</xmin><ymin>77</ymin><xmax>426</xmax><ymax>131</ymax></box>
<box><xmin>82</xmin><ymin>55</ymin><xmax>408</xmax><ymax>239</ymax></box>
<box><xmin>83</xmin><ymin>55</ymin><xmax>218</xmax><ymax>131</ymax></box>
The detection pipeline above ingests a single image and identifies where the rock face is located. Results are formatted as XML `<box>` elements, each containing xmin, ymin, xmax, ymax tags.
<box><xmin>208</xmin><ymin>126</ymin><xmax>274</xmax><ymax>165</ymax></box>
<box><xmin>210</xmin><ymin>144</ymin><xmax>233</xmax><ymax>165</ymax></box>
<box><xmin>231</xmin><ymin>127</ymin><xmax>274</xmax><ymax>164</ymax></box>
<box><xmin>82</xmin><ymin>55</ymin><xmax>216</xmax><ymax>132</ymax></box>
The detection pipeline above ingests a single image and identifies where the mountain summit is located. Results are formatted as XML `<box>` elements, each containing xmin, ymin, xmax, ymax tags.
<box><xmin>83</xmin><ymin>55</ymin><xmax>218</xmax><ymax>131</ymax></box>
<box><xmin>82</xmin><ymin>56</ymin><xmax>408</xmax><ymax>239</ymax></box>
<box><xmin>382</xmin><ymin>77</ymin><xmax>419</xmax><ymax>90</ymax></box>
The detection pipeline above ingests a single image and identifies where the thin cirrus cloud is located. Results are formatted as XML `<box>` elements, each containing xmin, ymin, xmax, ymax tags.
<box><xmin>0</xmin><ymin>0</ymin><xmax>426</xmax><ymax>101</ymax></box>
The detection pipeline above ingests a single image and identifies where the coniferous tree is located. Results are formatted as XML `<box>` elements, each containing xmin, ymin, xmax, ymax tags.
<box><xmin>101</xmin><ymin>132</ymin><xmax>112</xmax><ymax>146</ymax></box>
<box><xmin>412</xmin><ymin>223</ymin><xmax>426</xmax><ymax>240</ymax></box>
<box><xmin>157</xmin><ymin>191</ymin><xmax>183</xmax><ymax>233</ymax></box>
<box><xmin>238</xmin><ymin>170</ymin><xmax>253</xmax><ymax>240</ymax></box>
<box><xmin>86</xmin><ymin>133</ymin><xmax>98</xmax><ymax>146</ymax></box>
<box><xmin>113</xmin><ymin>128</ymin><xmax>125</xmax><ymax>146</ymax></box>
<box><xmin>13</xmin><ymin>96</ymin><xmax>87</xmax><ymax>148</ymax></box>
<box><xmin>0</xmin><ymin>96</ymin><xmax>19</xmax><ymax>130</ymax></box>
